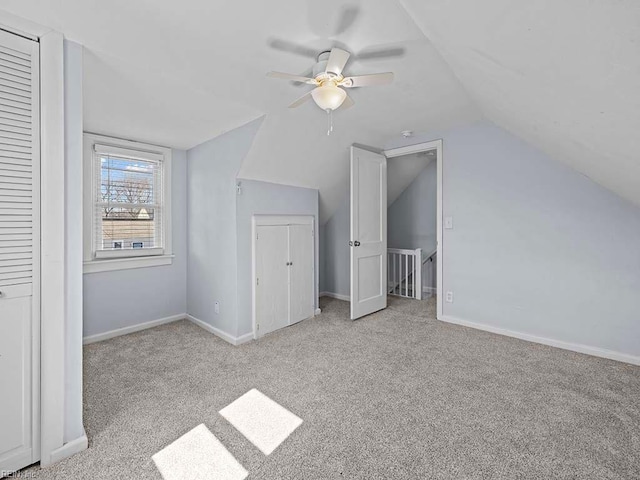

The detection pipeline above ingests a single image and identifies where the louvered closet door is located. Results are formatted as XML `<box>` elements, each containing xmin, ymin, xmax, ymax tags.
<box><xmin>0</xmin><ymin>29</ymin><xmax>40</xmax><ymax>473</ymax></box>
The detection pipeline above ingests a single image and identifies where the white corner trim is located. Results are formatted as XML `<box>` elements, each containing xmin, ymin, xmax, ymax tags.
<box><xmin>83</xmin><ymin>314</ymin><xmax>185</xmax><ymax>345</ymax></box>
<box><xmin>48</xmin><ymin>429</ymin><xmax>88</xmax><ymax>465</ymax></box>
<box><xmin>39</xmin><ymin>28</ymin><xmax>66</xmax><ymax>468</ymax></box>
<box><xmin>320</xmin><ymin>291</ymin><xmax>350</xmax><ymax>302</ymax></box>
<box><xmin>83</xmin><ymin>254</ymin><xmax>174</xmax><ymax>274</ymax></box>
<box><xmin>314</xmin><ymin>308</ymin><xmax>322</xmax><ymax>315</ymax></box>
<box><xmin>186</xmin><ymin>315</ymin><xmax>253</xmax><ymax>346</ymax></box>
<box><xmin>440</xmin><ymin>315</ymin><xmax>640</xmax><ymax>366</ymax></box>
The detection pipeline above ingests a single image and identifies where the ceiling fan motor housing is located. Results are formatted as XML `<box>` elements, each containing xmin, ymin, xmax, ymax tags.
<box><xmin>314</xmin><ymin>50</ymin><xmax>339</xmax><ymax>79</ymax></box>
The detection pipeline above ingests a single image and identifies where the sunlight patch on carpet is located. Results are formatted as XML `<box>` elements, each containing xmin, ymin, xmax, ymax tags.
<box><xmin>152</xmin><ymin>424</ymin><xmax>248</xmax><ymax>480</ymax></box>
<box><xmin>219</xmin><ymin>389</ymin><xmax>303</xmax><ymax>455</ymax></box>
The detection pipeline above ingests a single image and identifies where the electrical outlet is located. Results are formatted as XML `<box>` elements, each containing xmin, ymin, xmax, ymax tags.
<box><xmin>445</xmin><ymin>291</ymin><xmax>454</xmax><ymax>303</ymax></box>
<box><xmin>214</xmin><ymin>301</ymin><xmax>220</xmax><ymax>314</ymax></box>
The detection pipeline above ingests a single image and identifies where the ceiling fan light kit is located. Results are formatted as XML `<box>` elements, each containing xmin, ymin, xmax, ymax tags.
<box><xmin>267</xmin><ymin>47</ymin><xmax>394</xmax><ymax>135</ymax></box>
<box><xmin>311</xmin><ymin>83</ymin><xmax>347</xmax><ymax>110</ymax></box>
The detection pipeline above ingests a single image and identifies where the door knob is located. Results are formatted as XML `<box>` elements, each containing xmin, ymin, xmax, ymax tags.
<box><xmin>354</xmin><ymin>241</ymin><xmax>361</xmax><ymax>247</ymax></box>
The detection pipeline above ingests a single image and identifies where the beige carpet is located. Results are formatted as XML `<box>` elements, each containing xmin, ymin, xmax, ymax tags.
<box><xmin>21</xmin><ymin>295</ymin><xmax>640</xmax><ymax>479</ymax></box>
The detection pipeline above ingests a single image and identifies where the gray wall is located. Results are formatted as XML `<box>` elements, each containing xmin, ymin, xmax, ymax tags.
<box><xmin>388</xmin><ymin>159</ymin><xmax>438</xmax><ymax>291</ymax></box>
<box><xmin>64</xmin><ymin>39</ymin><xmax>84</xmax><ymax>443</ymax></box>
<box><xmin>186</xmin><ymin>118</ymin><xmax>263</xmax><ymax>336</ymax></box>
<box><xmin>324</xmin><ymin>121</ymin><xmax>640</xmax><ymax>359</ymax></box>
<box><xmin>320</xmin><ymin>195</ymin><xmax>350</xmax><ymax>296</ymax></box>
<box><xmin>388</xmin><ymin>160</ymin><xmax>437</xmax><ymax>254</ymax></box>
<box><xmin>83</xmin><ymin>149</ymin><xmax>188</xmax><ymax>337</ymax></box>
<box><xmin>235</xmin><ymin>179</ymin><xmax>319</xmax><ymax>336</ymax></box>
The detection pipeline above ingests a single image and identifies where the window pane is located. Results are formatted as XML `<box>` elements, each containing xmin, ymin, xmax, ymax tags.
<box><xmin>99</xmin><ymin>206</ymin><xmax>160</xmax><ymax>250</ymax></box>
<box><xmin>100</xmin><ymin>155</ymin><xmax>156</xmax><ymax>205</ymax></box>
<box><xmin>96</xmin><ymin>154</ymin><xmax>163</xmax><ymax>252</ymax></box>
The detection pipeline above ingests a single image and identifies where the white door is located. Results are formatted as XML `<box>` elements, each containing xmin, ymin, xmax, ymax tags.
<box><xmin>288</xmin><ymin>224</ymin><xmax>314</xmax><ymax>324</ymax></box>
<box><xmin>350</xmin><ymin>146</ymin><xmax>387</xmax><ymax>320</ymax></box>
<box><xmin>255</xmin><ymin>225</ymin><xmax>289</xmax><ymax>336</ymax></box>
<box><xmin>0</xmin><ymin>29</ymin><xmax>40</xmax><ymax>472</ymax></box>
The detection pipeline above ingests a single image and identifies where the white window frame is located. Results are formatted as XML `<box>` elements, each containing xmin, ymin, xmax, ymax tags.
<box><xmin>83</xmin><ymin>133</ymin><xmax>173</xmax><ymax>273</ymax></box>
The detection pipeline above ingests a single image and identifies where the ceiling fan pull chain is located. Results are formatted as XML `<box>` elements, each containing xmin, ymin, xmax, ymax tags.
<box><xmin>326</xmin><ymin>108</ymin><xmax>332</xmax><ymax>136</ymax></box>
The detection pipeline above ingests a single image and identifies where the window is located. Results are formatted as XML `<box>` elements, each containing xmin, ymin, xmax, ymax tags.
<box><xmin>84</xmin><ymin>134</ymin><xmax>172</xmax><ymax>272</ymax></box>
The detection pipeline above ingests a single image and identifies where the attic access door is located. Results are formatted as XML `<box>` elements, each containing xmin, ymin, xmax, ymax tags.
<box><xmin>350</xmin><ymin>146</ymin><xmax>387</xmax><ymax>320</ymax></box>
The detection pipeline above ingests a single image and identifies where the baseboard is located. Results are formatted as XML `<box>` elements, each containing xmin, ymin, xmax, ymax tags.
<box><xmin>83</xmin><ymin>314</ymin><xmax>185</xmax><ymax>345</ymax></box>
<box><xmin>440</xmin><ymin>315</ymin><xmax>640</xmax><ymax>366</ymax></box>
<box><xmin>235</xmin><ymin>332</ymin><xmax>254</xmax><ymax>345</ymax></box>
<box><xmin>186</xmin><ymin>314</ymin><xmax>253</xmax><ymax>346</ymax></box>
<box><xmin>320</xmin><ymin>291</ymin><xmax>350</xmax><ymax>302</ymax></box>
<box><xmin>48</xmin><ymin>429</ymin><xmax>88</xmax><ymax>465</ymax></box>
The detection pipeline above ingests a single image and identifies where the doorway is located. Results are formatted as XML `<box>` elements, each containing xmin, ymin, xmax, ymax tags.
<box><xmin>386</xmin><ymin>149</ymin><xmax>438</xmax><ymax>305</ymax></box>
<box><xmin>349</xmin><ymin>140</ymin><xmax>443</xmax><ymax>320</ymax></box>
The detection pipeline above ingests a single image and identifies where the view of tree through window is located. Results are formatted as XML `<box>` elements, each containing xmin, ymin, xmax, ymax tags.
<box><xmin>98</xmin><ymin>155</ymin><xmax>161</xmax><ymax>250</ymax></box>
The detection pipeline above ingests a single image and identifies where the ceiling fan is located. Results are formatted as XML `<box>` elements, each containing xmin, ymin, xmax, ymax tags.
<box><xmin>267</xmin><ymin>47</ymin><xmax>394</xmax><ymax>134</ymax></box>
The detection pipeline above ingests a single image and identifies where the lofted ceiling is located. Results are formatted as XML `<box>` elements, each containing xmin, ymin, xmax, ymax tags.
<box><xmin>401</xmin><ymin>0</ymin><xmax>640</xmax><ymax>209</ymax></box>
<box><xmin>1</xmin><ymin>0</ymin><xmax>637</xmax><ymax>220</ymax></box>
<box><xmin>0</xmin><ymin>0</ymin><xmax>480</xmax><ymax>221</ymax></box>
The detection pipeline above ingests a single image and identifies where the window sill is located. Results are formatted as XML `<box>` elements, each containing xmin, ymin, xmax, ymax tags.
<box><xmin>83</xmin><ymin>254</ymin><xmax>174</xmax><ymax>274</ymax></box>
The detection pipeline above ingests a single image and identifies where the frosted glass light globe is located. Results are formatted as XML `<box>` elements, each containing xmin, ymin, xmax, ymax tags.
<box><xmin>311</xmin><ymin>84</ymin><xmax>347</xmax><ymax>111</ymax></box>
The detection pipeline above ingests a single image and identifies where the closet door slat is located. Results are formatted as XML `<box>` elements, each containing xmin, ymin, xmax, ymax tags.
<box><xmin>0</xmin><ymin>32</ymin><xmax>35</xmax><ymax>290</ymax></box>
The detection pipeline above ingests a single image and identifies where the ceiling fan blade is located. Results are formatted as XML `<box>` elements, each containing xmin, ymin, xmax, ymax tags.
<box><xmin>267</xmin><ymin>38</ymin><xmax>317</xmax><ymax>59</ymax></box>
<box><xmin>267</xmin><ymin>71</ymin><xmax>317</xmax><ymax>84</ymax></box>
<box><xmin>355</xmin><ymin>46</ymin><xmax>406</xmax><ymax>61</ymax></box>
<box><xmin>342</xmin><ymin>72</ymin><xmax>394</xmax><ymax>88</ymax></box>
<box><xmin>325</xmin><ymin>48</ymin><xmax>350</xmax><ymax>76</ymax></box>
<box><xmin>341</xmin><ymin>94</ymin><xmax>355</xmax><ymax>110</ymax></box>
<box><xmin>288</xmin><ymin>91</ymin><xmax>313</xmax><ymax>108</ymax></box>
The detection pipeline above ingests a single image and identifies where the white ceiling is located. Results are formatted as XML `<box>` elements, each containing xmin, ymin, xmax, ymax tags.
<box><xmin>387</xmin><ymin>152</ymin><xmax>433</xmax><ymax>206</ymax></box>
<box><xmin>401</xmin><ymin>0</ymin><xmax>640</xmax><ymax>209</ymax></box>
<box><xmin>82</xmin><ymin>50</ymin><xmax>259</xmax><ymax>149</ymax></box>
<box><xmin>2</xmin><ymin>0</ymin><xmax>637</xmax><ymax>220</ymax></box>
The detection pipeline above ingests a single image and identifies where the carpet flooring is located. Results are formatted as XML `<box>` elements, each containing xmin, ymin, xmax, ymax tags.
<box><xmin>22</xmin><ymin>296</ymin><xmax>640</xmax><ymax>479</ymax></box>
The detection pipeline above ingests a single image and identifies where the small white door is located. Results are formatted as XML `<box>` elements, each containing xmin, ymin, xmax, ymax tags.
<box><xmin>350</xmin><ymin>146</ymin><xmax>387</xmax><ymax>320</ymax></box>
<box><xmin>0</xmin><ymin>29</ymin><xmax>40</xmax><ymax>472</ymax></box>
<box><xmin>288</xmin><ymin>224</ymin><xmax>314</xmax><ymax>324</ymax></box>
<box><xmin>255</xmin><ymin>225</ymin><xmax>289</xmax><ymax>336</ymax></box>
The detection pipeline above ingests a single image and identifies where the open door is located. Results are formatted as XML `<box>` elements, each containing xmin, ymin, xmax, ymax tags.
<box><xmin>350</xmin><ymin>146</ymin><xmax>387</xmax><ymax>320</ymax></box>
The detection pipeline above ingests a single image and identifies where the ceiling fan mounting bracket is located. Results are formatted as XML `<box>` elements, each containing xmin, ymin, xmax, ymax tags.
<box><xmin>317</xmin><ymin>50</ymin><xmax>332</xmax><ymax>62</ymax></box>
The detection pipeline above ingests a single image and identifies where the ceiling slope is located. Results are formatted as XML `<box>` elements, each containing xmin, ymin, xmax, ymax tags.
<box><xmin>237</xmin><ymin>31</ymin><xmax>481</xmax><ymax>222</ymax></box>
<box><xmin>401</xmin><ymin>0</ymin><xmax>640</xmax><ymax>208</ymax></box>
<box><xmin>0</xmin><ymin>0</ymin><xmax>482</xmax><ymax>219</ymax></box>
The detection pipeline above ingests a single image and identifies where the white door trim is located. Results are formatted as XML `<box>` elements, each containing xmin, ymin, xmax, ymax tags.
<box><xmin>39</xmin><ymin>29</ymin><xmax>67</xmax><ymax>467</ymax></box>
<box><xmin>251</xmin><ymin>215</ymin><xmax>315</xmax><ymax>339</ymax></box>
<box><xmin>384</xmin><ymin>139</ymin><xmax>444</xmax><ymax>320</ymax></box>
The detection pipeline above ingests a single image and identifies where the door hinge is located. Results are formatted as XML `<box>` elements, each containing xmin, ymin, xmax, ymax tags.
<box><xmin>256</xmin><ymin>277</ymin><xmax>259</xmax><ymax>286</ymax></box>
<box><xmin>256</xmin><ymin>233</ymin><xmax>259</xmax><ymax>240</ymax></box>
